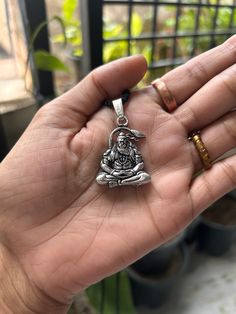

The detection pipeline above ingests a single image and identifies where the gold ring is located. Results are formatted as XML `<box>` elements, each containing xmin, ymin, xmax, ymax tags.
<box><xmin>189</xmin><ymin>131</ymin><xmax>212</xmax><ymax>170</ymax></box>
<box><xmin>151</xmin><ymin>78</ymin><xmax>177</xmax><ymax>113</ymax></box>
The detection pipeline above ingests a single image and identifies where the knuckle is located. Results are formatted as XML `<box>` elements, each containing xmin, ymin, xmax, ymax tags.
<box><xmin>34</xmin><ymin>104</ymin><xmax>48</xmax><ymax>121</ymax></box>
<box><xmin>222</xmin><ymin>111</ymin><xmax>236</xmax><ymax>145</ymax></box>
<box><xmin>185</xmin><ymin>58</ymin><xmax>209</xmax><ymax>86</ymax></box>
<box><xmin>223</xmin><ymin>35</ymin><xmax>236</xmax><ymax>59</ymax></box>
<box><xmin>33</xmin><ymin>105</ymin><xmax>48</xmax><ymax>121</ymax></box>
<box><xmin>89</xmin><ymin>70</ymin><xmax>109</xmax><ymax>100</ymax></box>
<box><xmin>174</xmin><ymin>105</ymin><xmax>200</xmax><ymax>132</ymax></box>
<box><xmin>221</xmin><ymin>160</ymin><xmax>236</xmax><ymax>188</ymax></box>
<box><xmin>32</xmin><ymin>102</ymin><xmax>55</xmax><ymax>126</ymax></box>
<box><xmin>219</xmin><ymin>65</ymin><xmax>236</xmax><ymax>98</ymax></box>
<box><xmin>225</xmin><ymin>34</ymin><xmax>236</xmax><ymax>50</ymax></box>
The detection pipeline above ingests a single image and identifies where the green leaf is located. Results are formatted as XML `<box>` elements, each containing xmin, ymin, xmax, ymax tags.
<box><xmin>34</xmin><ymin>50</ymin><xmax>69</xmax><ymax>73</ymax></box>
<box><xmin>131</xmin><ymin>12</ymin><xmax>143</xmax><ymax>37</ymax></box>
<box><xmin>103</xmin><ymin>41</ymin><xmax>128</xmax><ymax>63</ymax></box>
<box><xmin>179</xmin><ymin>8</ymin><xmax>195</xmax><ymax>31</ymax></box>
<box><xmin>103</xmin><ymin>22</ymin><xmax>124</xmax><ymax>39</ymax></box>
<box><xmin>72</xmin><ymin>48</ymin><xmax>83</xmax><ymax>57</ymax></box>
<box><xmin>52</xmin><ymin>33</ymin><xmax>65</xmax><ymax>44</ymax></box>
<box><xmin>217</xmin><ymin>8</ymin><xmax>231</xmax><ymax>29</ymax></box>
<box><xmin>141</xmin><ymin>45</ymin><xmax>152</xmax><ymax>65</ymax></box>
<box><xmin>86</xmin><ymin>272</ymin><xmax>136</xmax><ymax>314</ymax></box>
<box><xmin>62</xmin><ymin>0</ymin><xmax>78</xmax><ymax>21</ymax></box>
<box><xmin>30</xmin><ymin>16</ymin><xmax>67</xmax><ymax>49</ymax></box>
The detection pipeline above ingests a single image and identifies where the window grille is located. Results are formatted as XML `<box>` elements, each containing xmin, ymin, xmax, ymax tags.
<box><xmin>81</xmin><ymin>0</ymin><xmax>236</xmax><ymax>81</ymax></box>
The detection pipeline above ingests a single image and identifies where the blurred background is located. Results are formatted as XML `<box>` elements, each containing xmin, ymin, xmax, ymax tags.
<box><xmin>0</xmin><ymin>1</ymin><xmax>236</xmax><ymax>313</ymax></box>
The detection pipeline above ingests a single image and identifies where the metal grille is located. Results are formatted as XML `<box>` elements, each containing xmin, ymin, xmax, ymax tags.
<box><xmin>81</xmin><ymin>0</ymin><xmax>236</xmax><ymax>81</ymax></box>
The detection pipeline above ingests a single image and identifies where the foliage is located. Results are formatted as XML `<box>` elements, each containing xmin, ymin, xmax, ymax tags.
<box><xmin>53</xmin><ymin>0</ymin><xmax>82</xmax><ymax>57</ymax></box>
<box><xmin>103</xmin><ymin>5</ymin><xmax>235</xmax><ymax>80</ymax></box>
<box><xmin>31</xmin><ymin>2</ymin><xmax>235</xmax><ymax>80</ymax></box>
<box><xmin>29</xmin><ymin>0</ymin><xmax>81</xmax><ymax>74</ymax></box>
<box><xmin>29</xmin><ymin>16</ymin><xmax>69</xmax><ymax>73</ymax></box>
<box><xmin>86</xmin><ymin>272</ymin><xmax>136</xmax><ymax>314</ymax></box>
<box><xmin>34</xmin><ymin>50</ymin><xmax>69</xmax><ymax>72</ymax></box>
<box><xmin>103</xmin><ymin>12</ymin><xmax>152</xmax><ymax>65</ymax></box>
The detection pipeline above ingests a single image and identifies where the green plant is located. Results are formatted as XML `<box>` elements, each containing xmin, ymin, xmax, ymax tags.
<box><xmin>53</xmin><ymin>0</ymin><xmax>83</xmax><ymax>57</ymax></box>
<box><xmin>103</xmin><ymin>12</ymin><xmax>152</xmax><ymax>64</ymax></box>
<box><xmin>28</xmin><ymin>0</ymin><xmax>82</xmax><ymax>75</ymax></box>
<box><xmin>28</xmin><ymin>16</ymin><xmax>69</xmax><ymax>74</ymax></box>
<box><xmin>30</xmin><ymin>2</ymin><xmax>235</xmax><ymax>80</ymax></box>
<box><xmin>86</xmin><ymin>272</ymin><xmax>136</xmax><ymax>314</ymax></box>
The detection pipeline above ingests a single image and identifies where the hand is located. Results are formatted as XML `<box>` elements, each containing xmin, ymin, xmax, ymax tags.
<box><xmin>0</xmin><ymin>36</ymin><xmax>236</xmax><ymax>313</ymax></box>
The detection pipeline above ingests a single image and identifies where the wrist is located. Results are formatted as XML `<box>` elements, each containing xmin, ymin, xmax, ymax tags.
<box><xmin>0</xmin><ymin>244</ymin><xmax>68</xmax><ymax>314</ymax></box>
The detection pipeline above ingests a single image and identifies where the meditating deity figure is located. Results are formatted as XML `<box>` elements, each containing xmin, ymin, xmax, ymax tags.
<box><xmin>96</xmin><ymin>130</ymin><xmax>150</xmax><ymax>187</ymax></box>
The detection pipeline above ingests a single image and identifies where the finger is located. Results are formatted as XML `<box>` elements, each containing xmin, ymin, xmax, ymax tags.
<box><xmin>190</xmin><ymin>111</ymin><xmax>236</xmax><ymax>172</ymax></box>
<box><xmin>174</xmin><ymin>62</ymin><xmax>236</xmax><ymax>132</ymax></box>
<box><xmin>147</xmin><ymin>35</ymin><xmax>236</xmax><ymax>109</ymax></box>
<box><xmin>190</xmin><ymin>154</ymin><xmax>236</xmax><ymax>217</ymax></box>
<box><xmin>47</xmin><ymin>55</ymin><xmax>147</xmax><ymax>130</ymax></box>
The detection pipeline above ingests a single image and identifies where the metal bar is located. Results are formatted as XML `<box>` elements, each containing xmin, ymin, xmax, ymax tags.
<box><xmin>209</xmin><ymin>0</ymin><xmax>220</xmax><ymax>49</ymax></box>
<box><xmin>149</xmin><ymin>56</ymin><xmax>190</xmax><ymax>69</ymax></box>
<box><xmin>127</xmin><ymin>0</ymin><xmax>133</xmax><ymax>55</ymax></box>
<box><xmin>191</xmin><ymin>0</ymin><xmax>201</xmax><ymax>57</ymax></box>
<box><xmin>80</xmin><ymin>0</ymin><xmax>103</xmax><ymax>74</ymax></box>
<box><xmin>104</xmin><ymin>29</ymin><xmax>235</xmax><ymax>42</ymax></box>
<box><xmin>103</xmin><ymin>1</ymin><xmax>236</xmax><ymax>9</ymax></box>
<box><xmin>229</xmin><ymin>0</ymin><xmax>236</xmax><ymax>29</ymax></box>
<box><xmin>23</xmin><ymin>0</ymin><xmax>55</xmax><ymax>98</ymax></box>
<box><xmin>19</xmin><ymin>0</ymin><xmax>40</xmax><ymax>99</ymax></box>
<box><xmin>172</xmin><ymin>0</ymin><xmax>181</xmax><ymax>67</ymax></box>
<box><xmin>151</xmin><ymin>1</ymin><xmax>158</xmax><ymax>64</ymax></box>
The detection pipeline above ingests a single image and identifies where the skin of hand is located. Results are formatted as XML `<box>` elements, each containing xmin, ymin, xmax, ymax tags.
<box><xmin>1</xmin><ymin>35</ymin><xmax>236</xmax><ymax>313</ymax></box>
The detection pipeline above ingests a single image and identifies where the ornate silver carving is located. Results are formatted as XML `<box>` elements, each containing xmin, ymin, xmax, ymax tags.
<box><xmin>96</xmin><ymin>99</ymin><xmax>151</xmax><ymax>188</ymax></box>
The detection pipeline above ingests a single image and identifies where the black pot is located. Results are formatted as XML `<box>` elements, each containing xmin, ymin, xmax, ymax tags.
<box><xmin>131</xmin><ymin>231</ymin><xmax>186</xmax><ymax>276</ymax></box>
<box><xmin>1</xmin><ymin>102</ymin><xmax>38</xmax><ymax>150</ymax></box>
<box><xmin>127</xmin><ymin>244</ymin><xmax>189</xmax><ymax>310</ymax></box>
<box><xmin>197</xmin><ymin>196</ymin><xmax>236</xmax><ymax>256</ymax></box>
<box><xmin>228</xmin><ymin>189</ymin><xmax>236</xmax><ymax>200</ymax></box>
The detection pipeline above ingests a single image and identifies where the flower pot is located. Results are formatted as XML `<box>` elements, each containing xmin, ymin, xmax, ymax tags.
<box><xmin>131</xmin><ymin>231</ymin><xmax>186</xmax><ymax>276</ymax></box>
<box><xmin>127</xmin><ymin>244</ymin><xmax>189</xmax><ymax>310</ymax></box>
<box><xmin>1</xmin><ymin>101</ymin><xmax>38</xmax><ymax>149</ymax></box>
<box><xmin>197</xmin><ymin>195</ymin><xmax>236</xmax><ymax>256</ymax></box>
<box><xmin>228</xmin><ymin>189</ymin><xmax>236</xmax><ymax>200</ymax></box>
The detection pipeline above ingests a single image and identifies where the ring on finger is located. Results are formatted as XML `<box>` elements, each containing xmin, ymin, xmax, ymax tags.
<box><xmin>189</xmin><ymin>131</ymin><xmax>212</xmax><ymax>170</ymax></box>
<box><xmin>152</xmin><ymin>78</ymin><xmax>178</xmax><ymax>113</ymax></box>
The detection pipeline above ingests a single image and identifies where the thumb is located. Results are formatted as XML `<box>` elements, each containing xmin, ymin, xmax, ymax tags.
<box><xmin>53</xmin><ymin>55</ymin><xmax>147</xmax><ymax>129</ymax></box>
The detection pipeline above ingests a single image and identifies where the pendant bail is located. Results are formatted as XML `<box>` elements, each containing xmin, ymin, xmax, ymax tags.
<box><xmin>112</xmin><ymin>98</ymin><xmax>124</xmax><ymax>118</ymax></box>
<box><xmin>96</xmin><ymin>94</ymin><xmax>151</xmax><ymax>187</ymax></box>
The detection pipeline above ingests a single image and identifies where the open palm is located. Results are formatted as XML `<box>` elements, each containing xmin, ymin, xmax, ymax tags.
<box><xmin>1</xmin><ymin>36</ymin><xmax>236</xmax><ymax>312</ymax></box>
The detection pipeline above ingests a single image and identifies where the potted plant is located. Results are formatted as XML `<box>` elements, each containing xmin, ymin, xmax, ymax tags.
<box><xmin>127</xmin><ymin>242</ymin><xmax>189</xmax><ymax>310</ymax></box>
<box><xmin>52</xmin><ymin>0</ymin><xmax>83</xmax><ymax>82</ymax></box>
<box><xmin>86</xmin><ymin>272</ymin><xmax>136</xmax><ymax>314</ymax></box>
<box><xmin>197</xmin><ymin>195</ymin><xmax>236</xmax><ymax>256</ymax></box>
<box><xmin>26</xmin><ymin>0</ymin><xmax>81</xmax><ymax>89</ymax></box>
<box><xmin>131</xmin><ymin>231</ymin><xmax>186</xmax><ymax>276</ymax></box>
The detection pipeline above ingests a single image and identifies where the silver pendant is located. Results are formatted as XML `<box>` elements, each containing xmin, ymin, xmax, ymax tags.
<box><xmin>96</xmin><ymin>98</ymin><xmax>151</xmax><ymax>188</ymax></box>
